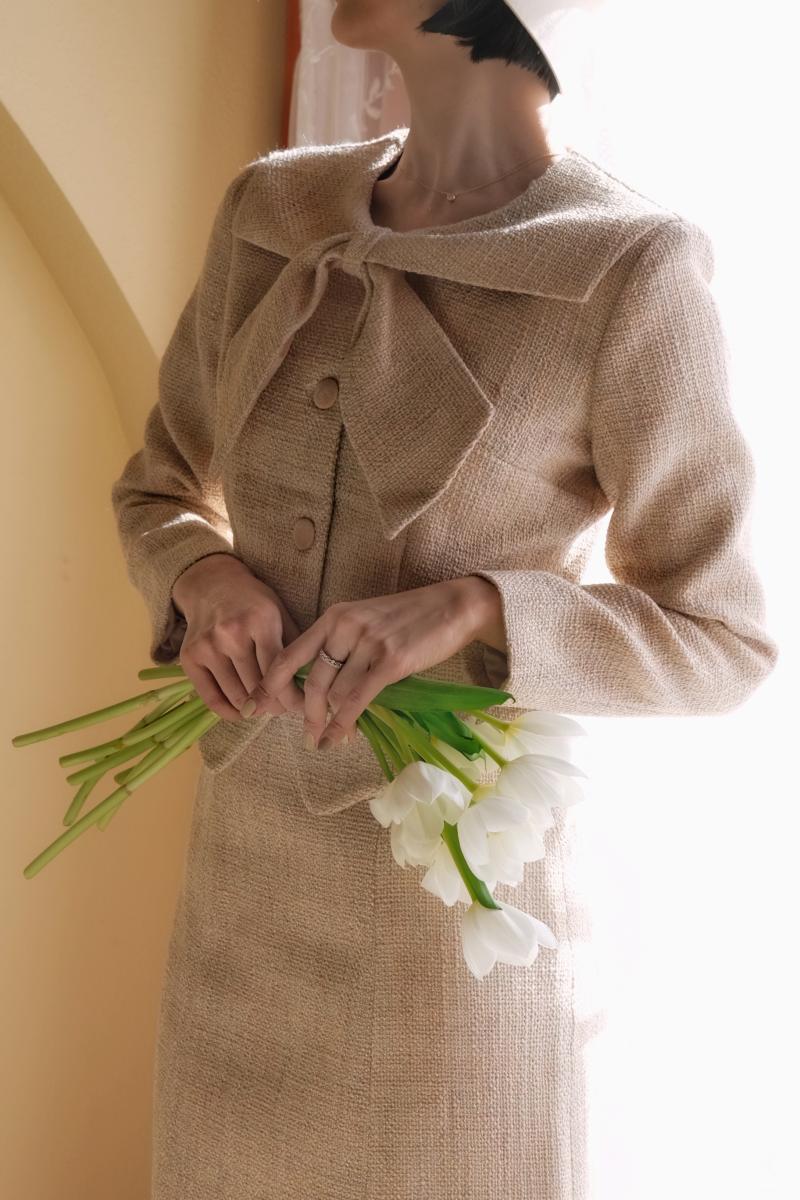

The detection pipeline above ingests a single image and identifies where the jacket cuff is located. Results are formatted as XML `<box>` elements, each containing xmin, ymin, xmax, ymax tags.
<box><xmin>469</xmin><ymin>566</ymin><xmax>778</xmax><ymax>717</ymax></box>
<box><xmin>470</xmin><ymin>567</ymin><xmax>553</xmax><ymax>709</ymax></box>
<box><xmin>127</xmin><ymin>528</ymin><xmax>240</xmax><ymax>664</ymax></box>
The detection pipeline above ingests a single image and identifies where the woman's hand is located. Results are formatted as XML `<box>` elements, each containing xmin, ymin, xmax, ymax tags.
<box><xmin>240</xmin><ymin>575</ymin><xmax>502</xmax><ymax>750</ymax></box>
<box><xmin>171</xmin><ymin>553</ymin><xmax>306</xmax><ymax>722</ymax></box>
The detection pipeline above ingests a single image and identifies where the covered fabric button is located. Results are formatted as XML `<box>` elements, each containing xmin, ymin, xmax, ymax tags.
<box><xmin>312</xmin><ymin>376</ymin><xmax>339</xmax><ymax>409</ymax></box>
<box><xmin>292</xmin><ymin>516</ymin><xmax>316</xmax><ymax>550</ymax></box>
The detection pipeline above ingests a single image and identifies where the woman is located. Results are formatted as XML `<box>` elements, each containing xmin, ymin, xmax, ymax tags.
<box><xmin>110</xmin><ymin>2</ymin><xmax>778</xmax><ymax>1197</ymax></box>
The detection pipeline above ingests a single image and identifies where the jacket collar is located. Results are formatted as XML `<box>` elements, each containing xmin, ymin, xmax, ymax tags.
<box><xmin>212</xmin><ymin>128</ymin><xmax>669</xmax><ymax>540</ymax></box>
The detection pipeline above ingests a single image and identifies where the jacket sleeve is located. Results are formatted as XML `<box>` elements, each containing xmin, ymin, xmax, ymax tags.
<box><xmin>110</xmin><ymin>163</ymin><xmax>255</xmax><ymax>664</ymax></box>
<box><xmin>473</xmin><ymin>216</ymin><xmax>779</xmax><ymax>716</ymax></box>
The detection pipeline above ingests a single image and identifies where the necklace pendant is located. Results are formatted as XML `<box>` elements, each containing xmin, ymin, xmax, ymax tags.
<box><xmin>446</xmin><ymin>192</ymin><xmax>456</xmax><ymax>203</ymax></box>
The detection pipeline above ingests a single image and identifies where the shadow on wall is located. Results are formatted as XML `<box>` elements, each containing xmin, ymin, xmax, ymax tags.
<box><xmin>0</xmin><ymin>98</ymin><xmax>205</xmax><ymax>1200</ymax></box>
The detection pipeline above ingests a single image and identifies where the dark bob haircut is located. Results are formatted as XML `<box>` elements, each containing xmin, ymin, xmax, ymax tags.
<box><xmin>418</xmin><ymin>0</ymin><xmax>559</xmax><ymax>100</ymax></box>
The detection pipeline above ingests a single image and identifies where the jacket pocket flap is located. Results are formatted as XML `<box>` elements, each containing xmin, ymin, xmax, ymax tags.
<box><xmin>197</xmin><ymin>711</ymin><xmax>273</xmax><ymax>773</ymax></box>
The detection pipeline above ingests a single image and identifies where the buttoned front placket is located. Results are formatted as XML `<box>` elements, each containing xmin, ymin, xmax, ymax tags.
<box><xmin>225</xmin><ymin>239</ymin><xmax>405</xmax><ymax>632</ymax></box>
<box><xmin>313</xmin><ymin>240</ymin><xmax>412</xmax><ymax>618</ymax></box>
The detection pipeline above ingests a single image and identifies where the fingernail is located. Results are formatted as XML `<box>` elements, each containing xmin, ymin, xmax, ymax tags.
<box><xmin>319</xmin><ymin>733</ymin><xmax>348</xmax><ymax>751</ymax></box>
<box><xmin>303</xmin><ymin>730</ymin><xmax>316</xmax><ymax>752</ymax></box>
<box><xmin>241</xmin><ymin>698</ymin><xmax>257</xmax><ymax>719</ymax></box>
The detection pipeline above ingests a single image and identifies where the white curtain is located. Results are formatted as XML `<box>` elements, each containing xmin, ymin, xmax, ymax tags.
<box><xmin>289</xmin><ymin>3</ymin><xmax>797</xmax><ymax>1197</ymax></box>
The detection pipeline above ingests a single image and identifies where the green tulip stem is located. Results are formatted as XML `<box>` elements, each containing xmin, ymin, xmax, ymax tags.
<box><xmin>58</xmin><ymin>687</ymin><xmax>197</xmax><ymax>768</ymax></box>
<box><xmin>113</xmin><ymin>743</ymin><xmax>165</xmax><ymax>789</ymax></box>
<box><xmin>424</xmin><ymin>739</ymin><xmax>480</xmax><ymax>790</ymax></box>
<box><xmin>370</xmin><ymin>704</ymin><xmax>478</xmax><ymax>794</ymax></box>
<box><xmin>365</xmin><ymin>709</ymin><xmax>498</xmax><ymax>909</ymax></box>
<box><xmin>460</xmin><ymin>724</ymin><xmax>509</xmax><ymax>769</ymax></box>
<box><xmin>66</xmin><ymin>740</ymin><xmax>152</xmax><ymax>786</ymax></box>
<box><xmin>19</xmin><ymin>658</ymin><xmax>515</xmax><ymax>880</ymax></box>
<box><xmin>59</xmin><ymin>737</ymin><xmax>139</xmax><ymax>768</ymax></box>
<box><xmin>363</xmin><ymin>709</ymin><xmax>410</xmax><ymax>773</ymax></box>
<box><xmin>440</xmin><ymin>821</ymin><xmax>501</xmax><ymax>909</ymax></box>
<box><xmin>472</xmin><ymin>709</ymin><xmax>509</xmax><ymax>733</ymax></box>
<box><xmin>12</xmin><ymin>680</ymin><xmax>195</xmax><ymax>748</ymax></box>
<box><xmin>114</xmin><ymin>704</ymin><xmax>205</xmax><ymax>789</ymax></box>
<box><xmin>63</xmin><ymin>776</ymin><xmax>101</xmax><ymax>827</ymax></box>
<box><xmin>379</xmin><ymin>725</ymin><xmax>409</xmax><ymax>773</ymax></box>
<box><xmin>356</xmin><ymin>713</ymin><xmax>394</xmax><ymax>782</ymax></box>
<box><xmin>367</xmin><ymin>706</ymin><xmax>499</xmax><ymax>910</ymax></box>
<box><xmin>366</xmin><ymin>706</ymin><xmax>416</xmax><ymax>769</ymax></box>
<box><xmin>113</xmin><ymin>705</ymin><xmax>216</xmax><ymax>793</ymax></box>
<box><xmin>165</xmin><ymin>707</ymin><xmax>211</xmax><ymax>746</ymax></box>
<box><xmin>374</xmin><ymin>709</ymin><xmax>413</xmax><ymax>774</ymax></box>
<box><xmin>95</xmin><ymin>797</ymin><xmax>127</xmax><ymax>831</ymax></box>
<box><xmin>132</xmin><ymin>686</ymin><xmax>196</xmax><ymax>727</ymax></box>
<box><xmin>117</xmin><ymin>695</ymin><xmax>207</xmax><ymax>747</ymax></box>
<box><xmin>101</xmin><ymin>707</ymin><xmax>212</xmax><ymax>829</ymax></box>
<box><xmin>138</xmin><ymin>665</ymin><xmax>188</xmax><ymax>680</ymax></box>
<box><xmin>22</xmin><ymin>710</ymin><xmax>219</xmax><ymax>879</ymax></box>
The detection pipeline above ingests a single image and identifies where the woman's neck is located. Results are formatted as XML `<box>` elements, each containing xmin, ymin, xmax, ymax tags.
<box><xmin>370</xmin><ymin>131</ymin><xmax>565</xmax><ymax>234</ymax></box>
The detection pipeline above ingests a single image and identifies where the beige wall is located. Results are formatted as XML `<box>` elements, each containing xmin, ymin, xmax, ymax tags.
<box><xmin>1</xmin><ymin>4</ymin><xmax>286</xmax><ymax>1196</ymax></box>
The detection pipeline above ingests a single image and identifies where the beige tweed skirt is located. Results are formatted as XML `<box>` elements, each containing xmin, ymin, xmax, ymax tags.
<box><xmin>149</xmin><ymin>719</ymin><xmax>599</xmax><ymax>1200</ymax></box>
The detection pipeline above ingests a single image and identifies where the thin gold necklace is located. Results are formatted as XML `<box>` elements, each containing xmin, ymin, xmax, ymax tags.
<box><xmin>396</xmin><ymin>149</ymin><xmax>564</xmax><ymax>203</ymax></box>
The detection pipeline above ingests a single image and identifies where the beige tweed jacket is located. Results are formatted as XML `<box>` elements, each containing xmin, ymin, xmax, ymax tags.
<box><xmin>110</xmin><ymin>128</ymin><xmax>778</xmax><ymax>1200</ymax></box>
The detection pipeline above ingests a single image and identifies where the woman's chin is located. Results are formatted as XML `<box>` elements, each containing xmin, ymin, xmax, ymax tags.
<box><xmin>330</xmin><ymin>3</ymin><xmax>383</xmax><ymax>52</ymax></box>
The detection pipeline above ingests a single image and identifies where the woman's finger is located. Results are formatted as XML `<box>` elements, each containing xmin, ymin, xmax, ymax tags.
<box><xmin>181</xmin><ymin>660</ymin><xmax>243</xmax><ymax>722</ymax></box>
<box><xmin>318</xmin><ymin>643</ymin><xmax>387</xmax><ymax>749</ymax></box>
<box><xmin>187</xmin><ymin>632</ymin><xmax>277</xmax><ymax>721</ymax></box>
<box><xmin>231</xmin><ymin>639</ymin><xmax>265</xmax><ymax>696</ymax></box>
<box><xmin>301</xmin><ymin>637</ymin><xmax>356</xmax><ymax>748</ymax></box>
<box><xmin>246</xmin><ymin>612</ymin><xmax>334</xmax><ymax>717</ymax></box>
<box><xmin>253</xmin><ymin>632</ymin><xmax>305</xmax><ymax>716</ymax></box>
<box><xmin>204</xmin><ymin>649</ymin><xmax>255</xmax><ymax>717</ymax></box>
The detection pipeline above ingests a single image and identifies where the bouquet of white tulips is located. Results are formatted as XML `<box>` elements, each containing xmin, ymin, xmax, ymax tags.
<box><xmin>363</xmin><ymin>701</ymin><xmax>587</xmax><ymax>978</ymax></box>
<box><xmin>13</xmin><ymin>660</ymin><xmax>586</xmax><ymax>979</ymax></box>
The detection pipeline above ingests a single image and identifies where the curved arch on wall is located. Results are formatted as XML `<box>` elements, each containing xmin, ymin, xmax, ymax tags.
<box><xmin>0</xmin><ymin>101</ymin><xmax>158</xmax><ymax>451</ymax></box>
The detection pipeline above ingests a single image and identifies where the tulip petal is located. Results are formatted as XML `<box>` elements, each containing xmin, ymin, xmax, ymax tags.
<box><xmin>431</xmin><ymin>736</ymin><xmax>488</xmax><ymax>784</ymax></box>
<box><xmin>474</xmin><ymin>903</ymin><xmax>533</xmax><ymax>964</ymax></box>
<box><xmin>506</xmin><ymin>732</ymin><xmax>574</xmax><ymax>761</ymax></box>
<box><xmin>495</xmin><ymin>757</ymin><xmax>582</xmax><ymax>811</ymax></box>
<box><xmin>505</xmin><ymin>821</ymin><xmax>547</xmax><ymax>863</ymax></box>
<box><xmin>461</xmin><ymin>905</ymin><xmax>499</xmax><ymax>979</ymax></box>
<box><xmin>420</xmin><ymin>842</ymin><xmax>470</xmax><ymax>906</ymax></box>
<box><xmin>521</xmin><ymin>752</ymin><xmax>587</xmax><ymax>779</ymax></box>
<box><xmin>401</xmin><ymin>800</ymin><xmax>444</xmax><ymax>847</ymax></box>
<box><xmin>513</xmin><ymin>711</ymin><xmax>587</xmax><ymax>738</ymax></box>
<box><xmin>368</xmin><ymin>782</ymin><xmax>399</xmax><ymax>828</ymax></box>
<box><xmin>457</xmin><ymin>804</ymin><xmax>490</xmax><ymax>868</ymax></box>
<box><xmin>556</xmin><ymin>777</ymin><xmax>585</xmax><ymax>807</ymax></box>
<box><xmin>529</xmin><ymin>914</ymin><xmax>559</xmax><ymax>950</ymax></box>
<box><xmin>474</xmin><ymin>792</ymin><xmax>532</xmax><ymax>831</ymax></box>
<box><xmin>389</xmin><ymin>819</ymin><xmax>410</xmax><ymax>867</ymax></box>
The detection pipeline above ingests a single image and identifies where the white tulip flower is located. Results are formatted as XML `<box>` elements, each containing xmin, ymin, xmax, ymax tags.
<box><xmin>390</xmin><ymin>797</ymin><xmax>448</xmax><ymax>868</ymax></box>
<box><xmin>456</xmin><ymin>789</ymin><xmax>544</xmax><ymax>886</ymax></box>
<box><xmin>361</xmin><ymin>703</ymin><xmax>589</xmax><ymax>982</ymax></box>
<box><xmin>493</xmin><ymin>752</ymin><xmax>587</xmax><ymax>820</ymax></box>
<box><xmin>430</xmin><ymin>734</ymin><xmax>490</xmax><ymax>783</ymax></box>
<box><xmin>464</xmin><ymin>710</ymin><xmax>586</xmax><ymax>761</ymax></box>
<box><xmin>420</xmin><ymin>840</ymin><xmax>472</xmax><ymax>906</ymax></box>
<box><xmin>368</xmin><ymin>760</ymin><xmax>470</xmax><ymax>829</ymax></box>
<box><xmin>460</xmin><ymin>898</ymin><xmax>558</xmax><ymax>979</ymax></box>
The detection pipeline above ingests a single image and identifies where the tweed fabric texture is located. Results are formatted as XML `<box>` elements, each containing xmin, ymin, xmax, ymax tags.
<box><xmin>110</xmin><ymin>127</ymin><xmax>778</xmax><ymax>1199</ymax></box>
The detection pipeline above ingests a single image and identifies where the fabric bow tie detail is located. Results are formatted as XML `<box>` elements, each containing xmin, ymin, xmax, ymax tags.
<box><xmin>209</xmin><ymin>129</ymin><xmax>672</xmax><ymax>542</ymax></box>
<box><xmin>211</xmin><ymin>228</ymin><xmax>496</xmax><ymax>542</ymax></box>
